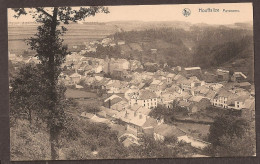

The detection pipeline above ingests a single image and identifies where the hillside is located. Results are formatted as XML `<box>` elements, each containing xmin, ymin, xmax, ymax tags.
<box><xmin>8</xmin><ymin>21</ymin><xmax>254</xmax><ymax>81</ymax></box>
<box><xmin>88</xmin><ymin>24</ymin><xmax>254</xmax><ymax>81</ymax></box>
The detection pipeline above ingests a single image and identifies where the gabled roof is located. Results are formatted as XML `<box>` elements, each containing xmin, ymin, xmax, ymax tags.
<box><xmin>193</xmin><ymin>85</ymin><xmax>209</xmax><ymax>95</ymax></box>
<box><xmin>174</xmin><ymin>74</ymin><xmax>187</xmax><ymax>82</ymax></box>
<box><xmin>142</xmin><ymin>117</ymin><xmax>158</xmax><ymax>128</ymax></box>
<box><xmin>154</xmin><ymin>124</ymin><xmax>186</xmax><ymax>138</ymax></box>
<box><xmin>189</xmin><ymin>96</ymin><xmax>205</xmax><ymax>103</ymax></box>
<box><xmin>136</xmin><ymin>106</ymin><xmax>152</xmax><ymax>116</ymax></box>
<box><xmin>138</xmin><ymin>90</ymin><xmax>157</xmax><ymax>100</ymax></box>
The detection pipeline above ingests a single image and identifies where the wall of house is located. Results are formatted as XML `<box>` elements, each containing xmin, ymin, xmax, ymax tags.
<box><xmin>213</xmin><ymin>96</ymin><xmax>228</xmax><ymax>108</ymax></box>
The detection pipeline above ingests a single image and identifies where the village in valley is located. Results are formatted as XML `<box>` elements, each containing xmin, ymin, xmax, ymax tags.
<box><xmin>8</xmin><ymin>32</ymin><xmax>255</xmax><ymax>156</ymax></box>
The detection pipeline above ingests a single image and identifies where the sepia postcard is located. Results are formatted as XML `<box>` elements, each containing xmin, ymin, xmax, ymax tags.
<box><xmin>8</xmin><ymin>2</ymin><xmax>255</xmax><ymax>161</ymax></box>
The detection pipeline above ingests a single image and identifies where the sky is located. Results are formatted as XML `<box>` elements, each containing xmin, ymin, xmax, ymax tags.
<box><xmin>8</xmin><ymin>3</ymin><xmax>253</xmax><ymax>25</ymax></box>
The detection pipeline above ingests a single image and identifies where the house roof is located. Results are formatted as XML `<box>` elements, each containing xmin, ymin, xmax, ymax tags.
<box><xmin>174</xmin><ymin>74</ymin><xmax>186</xmax><ymax>81</ymax></box>
<box><xmin>142</xmin><ymin>117</ymin><xmax>158</xmax><ymax>128</ymax></box>
<box><xmin>166</xmin><ymin>73</ymin><xmax>176</xmax><ymax>78</ymax></box>
<box><xmin>178</xmin><ymin>100</ymin><xmax>191</xmax><ymax>107</ymax></box>
<box><xmin>136</xmin><ymin>106</ymin><xmax>152</xmax><ymax>116</ymax></box>
<box><xmin>193</xmin><ymin>85</ymin><xmax>209</xmax><ymax>95</ymax></box>
<box><xmin>99</xmin><ymin>106</ymin><xmax>119</xmax><ymax>117</ymax></box>
<box><xmin>233</xmin><ymin>72</ymin><xmax>247</xmax><ymax>79</ymax></box>
<box><xmin>238</xmin><ymin>82</ymin><xmax>251</xmax><ymax>87</ymax></box>
<box><xmin>154</xmin><ymin>124</ymin><xmax>186</xmax><ymax>138</ymax></box>
<box><xmin>205</xmin><ymin>90</ymin><xmax>216</xmax><ymax>100</ymax></box>
<box><xmin>138</xmin><ymin>90</ymin><xmax>157</xmax><ymax>100</ymax></box>
<box><xmin>70</xmin><ymin>72</ymin><xmax>81</xmax><ymax>78</ymax></box>
<box><xmin>91</xmin><ymin>115</ymin><xmax>109</xmax><ymax>123</ymax></box>
<box><xmin>151</xmin><ymin>80</ymin><xmax>161</xmax><ymax>85</ymax></box>
<box><xmin>189</xmin><ymin>96</ymin><xmax>205</xmax><ymax>103</ymax></box>
<box><xmin>104</xmin><ymin>94</ymin><xmax>122</xmax><ymax>102</ymax></box>
<box><xmin>111</xmin><ymin>101</ymin><xmax>128</xmax><ymax>111</ymax></box>
<box><xmin>184</xmin><ymin>67</ymin><xmax>201</xmax><ymax>71</ymax></box>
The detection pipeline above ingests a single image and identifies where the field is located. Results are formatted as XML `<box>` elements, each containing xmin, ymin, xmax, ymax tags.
<box><xmin>8</xmin><ymin>23</ymin><xmax>118</xmax><ymax>55</ymax></box>
<box><xmin>175</xmin><ymin>122</ymin><xmax>210</xmax><ymax>141</ymax></box>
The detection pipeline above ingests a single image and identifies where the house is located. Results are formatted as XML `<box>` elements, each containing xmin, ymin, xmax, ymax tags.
<box><xmin>69</xmin><ymin>72</ymin><xmax>82</xmax><ymax>84</ymax></box>
<box><xmin>94</xmin><ymin>65</ymin><xmax>103</xmax><ymax>73</ymax></box>
<box><xmin>191</xmin><ymin>85</ymin><xmax>209</xmax><ymax>96</ymax></box>
<box><xmin>98</xmin><ymin>106</ymin><xmax>118</xmax><ymax>119</ymax></box>
<box><xmin>188</xmin><ymin>96</ymin><xmax>205</xmax><ymax>103</ymax></box>
<box><xmin>149</xmin><ymin>80</ymin><xmax>167</xmax><ymax>92</ymax></box>
<box><xmin>166</xmin><ymin>73</ymin><xmax>176</xmax><ymax>85</ymax></box>
<box><xmin>106</xmin><ymin>80</ymin><xmax>122</xmax><ymax>93</ymax></box>
<box><xmin>181</xmin><ymin>79</ymin><xmax>195</xmax><ymax>92</ymax></box>
<box><xmin>118</xmin><ymin>40</ymin><xmax>125</xmax><ymax>45</ymax></box>
<box><xmin>124</xmin><ymin>86</ymin><xmax>139</xmax><ymax>100</ymax></box>
<box><xmin>160</xmin><ymin>93</ymin><xmax>179</xmax><ymax>108</ymax></box>
<box><xmin>232</xmin><ymin>95</ymin><xmax>252</xmax><ymax>110</ymax></box>
<box><xmin>189</xmin><ymin>98</ymin><xmax>211</xmax><ymax>112</ymax></box>
<box><xmin>166</xmin><ymin>84</ymin><xmax>182</xmax><ymax>94</ymax></box>
<box><xmin>104</xmin><ymin>94</ymin><xmax>124</xmax><ymax>108</ymax></box>
<box><xmin>184</xmin><ymin>67</ymin><xmax>202</xmax><ymax>77</ymax></box>
<box><xmin>130</xmin><ymin>90</ymin><xmax>158</xmax><ymax>109</ymax></box>
<box><xmin>119</xmin><ymin>133</ymin><xmax>140</xmax><ymax>147</ymax></box>
<box><xmin>212</xmin><ymin>89</ymin><xmax>238</xmax><ymax>108</ymax></box>
<box><xmin>118</xmin><ymin>104</ymin><xmax>158</xmax><ymax>137</ymax></box>
<box><xmin>173</xmin><ymin>74</ymin><xmax>187</xmax><ymax>85</ymax></box>
<box><xmin>231</xmin><ymin>72</ymin><xmax>247</xmax><ymax>82</ymax></box>
<box><xmin>216</xmin><ymin>69</ymin><xmax>230</xmax><ymax>81</ymax></box>
<box><xmin>154</xmin><ymin>124</ymin><xmax>186</xmax><ymax>142</ymax></box>
<box><xmin>178</xmin><ymin>100</ymin><xmax>191</xmax><ymax>111</ymax></box>
<box><xmin>111</xmin><ymin>100</ymin><xmax>128</xmax><ymax>111</ymax></box>
<box><xmin>237</xmin><ymin>82</ymin><xmax>251</xmax><ymax>90</ymax></box>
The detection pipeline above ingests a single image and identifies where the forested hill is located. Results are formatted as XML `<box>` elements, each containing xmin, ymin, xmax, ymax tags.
<box><xmin>93</xmin><ymin>24</ymin><xmax>253</xmax><ymax>81</ymax></box>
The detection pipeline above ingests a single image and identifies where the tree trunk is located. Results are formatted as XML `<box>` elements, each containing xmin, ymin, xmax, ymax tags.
<box><xmin>49</xmin><ymin>7</ymin><xmax>59</xmax><ymax>160</ymax></box>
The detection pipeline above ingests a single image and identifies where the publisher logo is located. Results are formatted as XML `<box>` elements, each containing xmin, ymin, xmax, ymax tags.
<box><xmin>182</xmin><ymin>8</ymin><xmax>191</xmax><ymax>17</ymax></box>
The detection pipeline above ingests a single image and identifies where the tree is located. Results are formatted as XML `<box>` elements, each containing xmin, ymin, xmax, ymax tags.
<box><xmin>12</xmin><ymin>7</ymin><xmax>109</xmax><ymax>160</ymax></box>
<box><xmin>214</xmin><ymin>130</ymin><xmax>256</xmax><ymax>157</ymax></box>
<box><xmin>206</xmin><ymin>114</ymin><xmax>255</xmax><ymax>156</ymax></box>
<box><xmin>10</xmin><ymin>64</ymin><xmax>43</xmax><ymax>125</ymax></box>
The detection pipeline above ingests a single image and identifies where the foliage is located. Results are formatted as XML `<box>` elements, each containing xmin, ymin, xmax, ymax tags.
<box><xmin>149</xmin><ymin>104</ymin><xmax>188</xmax><ymax>123</ymax></box>
<box><xmin>127</xmin><ymin>135</ymin><xmax>194</xmax><ymax>158</ymax></box>
<box><xmin>214</xmin><ymin>130</ymin><xmax>256</xmax><ymax>157</ymax></box>
<box><xmin>205</xmin><ymin>114</ymin><xmax>255</xmax><ymax>157</ymax></box>
<box><xmin>12</xmin><ymin>6</ymin><xmax>109</xmax><ymax>160</ymax></box>
<box><xmin>10</xmin><ymin>64</ymin><xmax>45</xmax><ymax>124</ymax></box>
